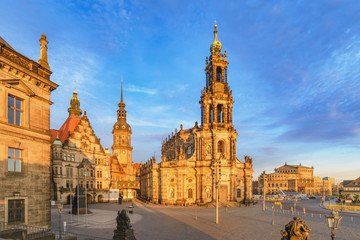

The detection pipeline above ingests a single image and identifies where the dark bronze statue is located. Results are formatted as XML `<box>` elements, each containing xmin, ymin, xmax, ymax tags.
<box><xmin>113</xmin><ymin>209</ymin><xmax>136</xmax><ymax>240</ymax></box>
<box><xmin>281</xmin><ymin>217</ymin><xmax>311</xmax><ymax>240</ymax></box>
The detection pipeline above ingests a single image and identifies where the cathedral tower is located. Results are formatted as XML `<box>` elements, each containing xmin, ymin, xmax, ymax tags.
<box><xmin>112</xmin><ymin>78</ymin><xmax>133</xmax><ymax>165</ymax></box>
<box><xmin>200</xmin><ymin>22</ymin><xmax>233</xmax><ymax>129</ymax></box>
<box><xmin>199</xmin><ymin>22</ymin><xmax>237</xmax><ymax>162</ymax></box>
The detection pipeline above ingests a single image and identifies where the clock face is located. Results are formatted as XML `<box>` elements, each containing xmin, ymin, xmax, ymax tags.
<box><xmin>115</xmin><ymin>125</ymin><xmax>119</xmax><ymax>129</ymax></box>
<box><xmin>122</xmin><ymin>150</ymin><xmax>126</xmax><ymax>155</ymax></box>
<box><xmin>122</xmin><ymin>125</ymin><xmax>125</xmax><ymax>129</ymax></box>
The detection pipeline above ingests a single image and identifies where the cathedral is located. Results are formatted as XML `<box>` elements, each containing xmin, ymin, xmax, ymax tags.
<box><xmin>140</xmin><ymin>24</ymin><xmax>254</xmax><ymax>205</ymax></box>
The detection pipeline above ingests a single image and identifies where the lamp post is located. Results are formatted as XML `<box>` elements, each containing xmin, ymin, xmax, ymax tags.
<box><xmin>262</xmin><ymin>171</ymin><xmax>266</xmax><ymax>211</ymax></box>
<box><xmin>271</xmin><ymin>204</ymin><xmax>274</xmax><ymax>225</ymax></box>
<box><xmin>325</xmin><ymin>210</ymin><xmax>342</xmax><ymax>240</ymax></box>
<box><xmin>57</xmin><ymin>199</ymin><xmax>64</xmax><ymax>240</ymax></box>
<box><xmin>211</xmin><ymin>155</ymin><xmax>222</xmax><ymax>224</ymax></box>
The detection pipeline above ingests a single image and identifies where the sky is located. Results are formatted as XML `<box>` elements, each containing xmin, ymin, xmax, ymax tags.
<box><xmin>1</xmin><ymin>0</ymin><xmax>359</xmax><ymax>182</ymax></box>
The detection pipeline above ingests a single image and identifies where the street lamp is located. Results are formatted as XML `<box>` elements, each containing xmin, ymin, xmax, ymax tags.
<box><xmin>211</xmin><ymin>154</ymin><xmax>222</xmax><ymax>224</ymax></box>
<box><xmin>325</xmin><ymin>210</ymin><xmax>342</xmax><ymax>240</ymax></box>
<box><xmin>262</xmin><ymin>171</ymin><xmax>267</xmax><ymax>211</ymax></box>
<box><xmin>57</xmin><ymin>199</ymin><xmax>64</xmax><ymax>240</ymax></box>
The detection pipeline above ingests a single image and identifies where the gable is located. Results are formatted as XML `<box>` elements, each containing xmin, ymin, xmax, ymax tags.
<box><xmin>68</xmin><ymin>115</ymin><xmax>104</xmax><ymax>153</ymax></box>
<box><xmin>0</xmin><ymin>78</ymin><xmax>36</xmax><ymax>97</ymax></box>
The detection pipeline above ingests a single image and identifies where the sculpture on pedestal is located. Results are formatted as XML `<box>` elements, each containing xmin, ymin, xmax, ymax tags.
<box><xmin>113</xmin><ymin>209</ymin><xmax>136</xmax><ymax>240</ymax></box>
<box><xmin>281</xmin><ymin>217</ymin><xmax>311</xmax><ymax>240</ymax></box>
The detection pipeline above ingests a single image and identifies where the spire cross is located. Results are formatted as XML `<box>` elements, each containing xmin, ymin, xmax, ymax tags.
<box><xmin>121</xmin><ymin>77</ymin><xmax>123</xmax><ymax>102</ymax></box>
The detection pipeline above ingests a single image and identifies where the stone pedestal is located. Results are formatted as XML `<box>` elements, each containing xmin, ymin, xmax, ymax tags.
<box><xmin>72</xmin><ymin>185</ymin><xmax>91</xmax><ymax>214</ymax></box>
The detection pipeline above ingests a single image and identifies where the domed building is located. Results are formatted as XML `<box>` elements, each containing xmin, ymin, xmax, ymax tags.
<box><xmin>140</xmin><ymin>24</ymin><xmax>254</xmax><ymax>205</ymax></box>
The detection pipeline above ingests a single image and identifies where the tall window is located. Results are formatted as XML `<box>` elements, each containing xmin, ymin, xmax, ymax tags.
<box><xmin>237</xmin><ymin>188</ymin><xmax>241</xmax><ymax>198</ymax></box>
<box><xmin>8</xmin><ymin>199</ymin><xmax>25</xmax><ymax>223</ymax></box>
<box><xmin>66</xmin><ymin>168</ymin><xmax>73</xmax><ymax>178</ymax></box>
<box><xmin>216</xmin><ymin>67</ymin><xmax>222</xmax><ymax>82</ymax></box>
<box><xmin>217</xmin><ymin>104</ymin><xmax>223</xmax><ymax>123</ymax></box>
<box><xmin>218</xmin><ymin>141</ymin><xmax>224</xmax><ymax>153</ymax></box>
<box><xmin>8</xmin><ymin>95</ymin><xmax>22</xmax><ymax>126</ymax></box>
<box><xmin>188</xmin><ymin>189</ymin><xmax>193</xmax><ymax>198</ymax></box>
<box><xmin>8</xmin><ymin>148</ymin><xmax>22</xmax><ymax>172</ymax></box>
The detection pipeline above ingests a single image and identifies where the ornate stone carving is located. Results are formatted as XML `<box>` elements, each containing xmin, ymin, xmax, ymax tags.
<box><xmin>280</xmin><ymin>217</ymin><xmax>311</xmax><ymax>240</ymax></box>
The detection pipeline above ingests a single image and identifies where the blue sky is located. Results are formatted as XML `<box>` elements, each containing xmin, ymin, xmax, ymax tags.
<box><xmin>1</xmin><ymin>0</ymin><xmax>359</xmax><ymax>182</ymax></box>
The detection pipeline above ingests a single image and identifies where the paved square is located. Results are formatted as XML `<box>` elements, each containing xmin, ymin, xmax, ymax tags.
<box><xmin>51</xmin><ymin>200</ymin><xmax>360</xmax><ymax>240</ymax></box>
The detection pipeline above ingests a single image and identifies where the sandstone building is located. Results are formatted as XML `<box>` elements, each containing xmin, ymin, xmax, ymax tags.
<box><xmin>50</xmin><ymin>90</ymin><xmax>111</xmax><ymax>203</ymax></box>
<box><xmin>50</xmin><ymin>79</ymin><xmax>140</xmax><ymax>203</ymax></box>
<box><xmin>342</xmin><ymin>177</ymin><xmax>360</xmax><ymax>198</ymax></box>
<box><xmin>0</xmin><ymin>35</ymin><xmax>58</xmax><ymax>227</ymax></box>
<box><xmin>258</xmin><ymin>163</ymin><xmax>332</xmax><ymax>196</ymax></box>
<box><xmin>140</xmin><ymin>24</ymin><xmax>254</xmax><ymax>205</ymax></box>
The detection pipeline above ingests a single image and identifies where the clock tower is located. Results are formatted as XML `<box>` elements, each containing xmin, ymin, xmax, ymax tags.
<box><xmin>112</xmin><ymin>78</ymin><xmax>133</xmax><ymax>165</ymax></box>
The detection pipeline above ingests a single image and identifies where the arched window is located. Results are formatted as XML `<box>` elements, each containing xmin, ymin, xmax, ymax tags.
<box><xmin>209</xmin><ymin>107</ymin><xmax>213</xmax><ymax>123</ymax></box>
<box><xmin>218</xmin><ymin>141</ymin><xmax>224</xmax><ymax>153</ymax></box>
<box><xmin>217</xmin><ymin>104</ymin><xmax>223</xmax><ymax>123</ymax></box>
<box><xmin>187</xmin><ymin>146</ymin><xmax>192</xmax><ymax>155</ymax></box>
<box><xmin>237</xmin><ymin>188</ymin><xmax>241</xmax><ymax>198</ymax></box>
<box><xmin>216</xmin><ymin>67</ymin><xmax>222</xmax><ymax>82</ymax></box>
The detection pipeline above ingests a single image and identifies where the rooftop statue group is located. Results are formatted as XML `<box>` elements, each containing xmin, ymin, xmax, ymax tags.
<box><xmin>281</xmin><ymin>217</ymin><xmax>311</xmax><ymax>240</ymax></box>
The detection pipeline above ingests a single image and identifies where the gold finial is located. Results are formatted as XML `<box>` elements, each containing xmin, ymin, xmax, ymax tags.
<box><xmin>210</xmin><ymin>21</ymin><xmax>222</xmax><ymax>53</ymax></box>
<box><xmin>68</xmin><ymin>89</ymin><xmax>82</xmax><ymax>118</ymax></box>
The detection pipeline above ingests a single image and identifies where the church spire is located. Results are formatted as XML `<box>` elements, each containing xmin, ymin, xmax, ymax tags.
<box><xmin>121</xmin><ymin>77</ymin><xmax>124</xmax><ymax>103</ymax></box>
<box><xmin>117</xmin><ymin>77</ymin><xmax>126</xmax><ymax>121</ymax></box>
<box><xmin>68</xmin><ymin>89</ymin><xmax>82</xmax><ymax>118</ymax></box>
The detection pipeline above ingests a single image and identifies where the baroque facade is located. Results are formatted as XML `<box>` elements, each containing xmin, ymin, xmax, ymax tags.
<box><xmin>110</xmin><ymin>80</ymin><xmax>140</xmax><ymax>200</ymax></box>
<box><xmin>50</xmin><ymin>90</ymin><xmax>111</xmax><ymax>203</ymax></box>
<box><xmin>0</xmin><ymin>35</ymin><xmax>58</xmax><ymax>227</ymax></box>
<box><xmin>258</xmin><ymin>163</ymin><xmax>332</xmax><ymax>196</ymax></box>
<box><xmin>140</xmin><ymin>24</ymin><xmax>254</xmax><ymax>205</ymax></box>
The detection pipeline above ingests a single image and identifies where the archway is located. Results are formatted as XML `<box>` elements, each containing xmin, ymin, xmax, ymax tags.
<box><xmin>98</xmin><ymin>195</ymin><xmax>104</xmax><ymax>203</ymax></box>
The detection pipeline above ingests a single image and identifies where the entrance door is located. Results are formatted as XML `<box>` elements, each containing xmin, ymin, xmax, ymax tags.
<box><xmin>220</xmin><ymin>185</ymin><xmax>228</xmax><ymax>202</ymax></box>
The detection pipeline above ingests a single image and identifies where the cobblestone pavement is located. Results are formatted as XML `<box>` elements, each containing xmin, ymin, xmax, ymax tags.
<box><xmin>51</xmin><ymin>200</ymin><xmax>360</xmax><ymax>240</ymax></box>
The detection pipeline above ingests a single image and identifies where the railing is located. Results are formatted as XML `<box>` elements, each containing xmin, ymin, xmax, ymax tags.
<box><xmin>0</xmin><ymin>221</ymin><xmax>53</xmax><ymax>240</ymax></box>
<box><xmin>327</xmin><ymin>205</ymin><xmax>360</xmax><ymax>211</ymax></box>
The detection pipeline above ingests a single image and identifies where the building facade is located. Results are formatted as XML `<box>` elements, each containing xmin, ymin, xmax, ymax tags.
<box><xmin>342</xmin><ymin>177</ymin><xmax>360</xmax><ymax>198</ymax></box>
<box><xmin>110</xmin><ymin>80</ymin><xmax>140</xmax><ymax>200</ymax></box>
<box><xmin>0</xmin><ymin>35</ymin><xmax>58</xmax><ymax>227</ymax></box>
<box><xmin>140</xmin><ymin>24</ymin><xmax>254</xmax><ymax>206</ymax></box>
<box><xmin>50</xmin><ymin>90</ymin><xmax>110</xmax><ymax>203</ymax></box>
<box><xmin>258</xmin><ymin>163</ymin><xmax>332</xmax><ymax>196</ymax></box>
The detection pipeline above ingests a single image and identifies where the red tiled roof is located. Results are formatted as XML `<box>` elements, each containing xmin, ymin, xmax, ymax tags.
<box><xmin>50</xmin><ymin>114</ymin><xmax>81</xmax><ymax>143</ymax></box>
